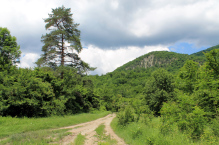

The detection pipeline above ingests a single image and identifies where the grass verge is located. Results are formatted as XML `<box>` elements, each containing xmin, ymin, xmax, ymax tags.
<box><xmin>0</xmin><ymin>111</ymin><xmax>110</xmax><ymax>139</ymax></box>
<box><xmin>0</xmin><ymin>128</ymin><xmax>71</xmax><ymax>145</ymax></box>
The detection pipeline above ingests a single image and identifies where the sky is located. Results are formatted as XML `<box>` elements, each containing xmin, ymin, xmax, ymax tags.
<box><xmin>1</xmin><ymin>0</ymin><xmax>219</xmax><ymax>75</ymax></box>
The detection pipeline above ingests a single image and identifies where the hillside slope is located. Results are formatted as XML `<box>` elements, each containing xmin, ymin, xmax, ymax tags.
<box><xmin>114</xmin><ymin>51</ymin><xmax>206</xmax><ymax>73</ymax></box>
<box><xmin>191</xmin><ymin>44</ymin><xmax>219</xmax><ymax>56</ymax></box>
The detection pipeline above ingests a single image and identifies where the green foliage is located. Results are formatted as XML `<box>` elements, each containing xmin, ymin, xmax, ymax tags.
<box><xmin>1</xmin><ymin>68</ymin><xmax>56</xmax><ymax>117</ymax></box>
<box><xmin>192</xmin><ymin>44</ymin><xmax>219</xmax><ymax>57</ymax></box>
<box><xmin>176</xmin><ymin>60</ymin><xmax>199</xmax><ymax>94</ymax></box>
<box><xmin>194</xmin><ymin>49</ymin><xmax>219</xmax><ymax>116</ymax></box>
<box><xmin>111</xmin><ymin>117</ymin><xmax>199</xmax><ymax>145</ymax></box>
<box><xmin>161</xmin><ymin>92</ymin><xmax>208</xmax><ymax>139</ymax></box>
<box><xmin>117</xmin><ymin>106</ymin><xmax>135</xmax><ymax>126</ymax></box>
<box><xmin>0</xmin><ymin>66</ymin><xmax>100</xmax><ymax>117</ymax></box>
<box><xmin>204</xmin><ymin>48</ymin><xmax>219</xmax><ymax>76</ymax></box>
<box><xmin>115</xmin><ymin>51</ymin><xmax>206</xmax><ymax>73</ymax></box>
<box><xmin>144</xmin><ymin>68</ymin><xmax>175</xmax><ymax>116</ymax></box>
<box><xmin>211</xmin><ymin>117</ymin><xmax>219</xmax><ymax>137</ymax></box>
<box><xmin>158</xmin><ymin>49</ymin><xmax>219</xmax><ymax>141</ymax></box>
<box><xmin>0</xmin><ymin>27</ymin><xmax>21</xmax><ymax>70</ymax></box>
<box><xmin>109</xmin><ymin>48</ymin><xmax>219</xmax><ymax>144</ymax></box>
<box><xmin>36</xmin><ymin>6</ymin><xmax>81</xmax><ymax>67</ymax></box>
<box><xmin>36</xmin><ymin>6</ymin><xmax>94</xmax><ymax>75</ymax></box>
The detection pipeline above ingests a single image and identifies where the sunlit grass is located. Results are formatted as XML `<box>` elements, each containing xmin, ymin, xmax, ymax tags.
<box><xmin>0</xmin><ymin>111</ymin><xmax>110</xmax><ymax>140</ymax></box>
<box><xmin>95</xmin><ymin>124</ymin><xmax>117</xmax><ymax>145</ymax></box>
<box><xmin>73</xmin><ymin>133</ymin><xmax>86</xmax><ymax>145</ymax></box>
<box><xmin>0</xmin><ymin>128</ymin><xmax>71</xmax><ymax>145</ymax></box>
<box><xmin>110</xmin><ymin>117</ymin><xmax>214</xmax><ymax>145</ymax></box>
<box><xmin>95</xmin><ymin>124</ymin><xmax>105</xmax><ymax>140</ymax></box>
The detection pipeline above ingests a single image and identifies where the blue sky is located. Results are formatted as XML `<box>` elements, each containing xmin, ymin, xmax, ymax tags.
<box><xmin>169</xmin><ymin>42</ymin><xmax>210</xmax><ymax>55</ymax></box>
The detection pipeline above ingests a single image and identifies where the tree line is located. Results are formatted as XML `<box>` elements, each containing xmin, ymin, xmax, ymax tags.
<box><xmin>0</xmin><ymin>6</ymin><xmax>97</xmax><ymax>117</ymax></box>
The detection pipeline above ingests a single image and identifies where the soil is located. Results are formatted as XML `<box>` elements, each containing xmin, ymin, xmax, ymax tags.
<box><xmin>59</xmin><ymin>113</ymin><xmax>126</xmax><ymax>145</ymax></box>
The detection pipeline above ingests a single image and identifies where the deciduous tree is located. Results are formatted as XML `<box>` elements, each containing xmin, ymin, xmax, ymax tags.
<box><xmin>0</xmin><ymin>27</ymin><xmax>21</xmax><ymax>71</ymax></box>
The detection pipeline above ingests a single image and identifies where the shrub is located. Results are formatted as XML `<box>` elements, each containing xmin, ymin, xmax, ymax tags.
<box><xmin>117</xmin><ymin>106</ymin><xmax>135</xmax><ymax>126</ymax></box>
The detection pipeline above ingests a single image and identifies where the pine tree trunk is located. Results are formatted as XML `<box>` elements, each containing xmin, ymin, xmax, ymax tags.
<box><xmin>61</xmin><ymin>34</ymin><xmax>64</xmax><ymax>79</ymax></box>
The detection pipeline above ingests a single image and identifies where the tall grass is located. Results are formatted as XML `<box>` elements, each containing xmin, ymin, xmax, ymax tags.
<box><xmin>0</xmin><ymin>111</ymin><xmax>110</xmax><ymax>138</ymax></box>
<box><xmin>111</xmin><ymin>117</ymin><xmax>218</xmax><ymax>145</ymax></box>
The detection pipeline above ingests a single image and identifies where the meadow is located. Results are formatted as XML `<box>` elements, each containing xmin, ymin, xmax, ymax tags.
<box><xmin>0</xmin><ymin>111</ymin><xmax>110</xmax><ymax>144</ymax></box>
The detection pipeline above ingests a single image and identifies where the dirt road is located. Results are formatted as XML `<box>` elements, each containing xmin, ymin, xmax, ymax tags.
<box><xmin>59</xmin><ymin>114</ymin><xmax>126</xmax><ymax>145</ymax></box>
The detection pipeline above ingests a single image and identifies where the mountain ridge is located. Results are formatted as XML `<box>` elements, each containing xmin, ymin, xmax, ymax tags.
<box><xmin>113</xmin><ymin>44</ymin><xmax>219</xmax><ymax>73</ymax></box>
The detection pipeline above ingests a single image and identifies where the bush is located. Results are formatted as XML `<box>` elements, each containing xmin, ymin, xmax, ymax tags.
<box><xmin>211</xmin><ymin>117</ymin><xmax>219</xmax><ymax>137</ymax></box>
<box><xmin>161</xmin><ymin>95</ymin><xmax>207</xmax><ymax>139</ymax></box>
<box><xmin>117</xmin><ymin>106</ymin><xmax>135</xmax><ymax>126</ymax></box>
<box><xmin>1</xmin><ymin>69</ymin><xmax>58</xmax><ymax>117</ymax></box>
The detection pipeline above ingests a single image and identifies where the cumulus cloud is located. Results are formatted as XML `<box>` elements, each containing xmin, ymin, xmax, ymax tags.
<box><xmin>79</xmin><ymin>0</ymin><xmax>219</xmax><ymax>47</ymax></box>
<box><xmin>2</xmin><ymin>0</ymin><xmax>219</xmax><ymax>49</ymax></box>
<box><xmin>1</xmin><ymin>0</ymin><xmax>219</xmax><ymax>74</ymax></box>
<box><xmin>19</xmin><ymin>53</ymin><xmax>40</xmax><ymax>68</ymax></box>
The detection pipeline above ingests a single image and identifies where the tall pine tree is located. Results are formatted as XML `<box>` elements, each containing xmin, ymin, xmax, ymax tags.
<box><xmin>36</xmin><ymin>6</ymin><xmax>93</xmax><ymax>77</ymax></box>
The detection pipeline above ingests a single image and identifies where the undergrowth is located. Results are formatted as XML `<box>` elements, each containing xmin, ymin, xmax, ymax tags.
<box><xmin>111</xmin><ymin>117</ymin><xmax>219</xmax><ymax>145</ymax></box>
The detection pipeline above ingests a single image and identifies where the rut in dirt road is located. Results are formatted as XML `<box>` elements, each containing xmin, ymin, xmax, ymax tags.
<box><xmin>59</xmin><ymin>113</ymin><xmax>127</xmax><ymax>145</ymax></box>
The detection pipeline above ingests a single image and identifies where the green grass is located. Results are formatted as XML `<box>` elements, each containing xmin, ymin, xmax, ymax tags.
<box><xmin>95</xmin><ymin>124</ymin><xmax>105</xmax><ymax>140</ymax></box>
<box><xmin>95</xmin><ymin>124</ymin><xmax>117</xmax><ymax>145</ymax></box>
<box><xmin>111</xmin><ymin>117</ymin><xmax>212</xmax><ymax>145</ymax></box>
<box><xmin>0</xmin><ymin>128</ymin><xmax>71</xmax><ymax>145</ymax></box>
<box><xmin>73</xmin><ymin>133</ymin><xmax>86</xmax><ymax>145</ymax></box>
<box><xmin>0</xmin><ymin>111</ymin><xmax>110</xmax><ymax>139</ymax></box>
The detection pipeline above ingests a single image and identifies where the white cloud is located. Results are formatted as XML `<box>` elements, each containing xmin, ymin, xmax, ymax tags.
<box><xmin>18</xmin><ymin>45</ymin><xmax>170</xmax><ymax>75</ymax></box>
<box><xmin>111</xmin><ymin>0</ymin><xmax>119</xmax><ymax>10</ymax></box>
<box><xmin>2</xmin><ymin>0</ymin><xmax>219</xmax><ymax>74</ymax></box>
<box><xmin>80</xmin><ymin>45</ymin><xmax>169</xmax><ymax>75</ymax></box>
<box><xmin>19</xmin><ymin>53</ymin><xmax>39</xmax><ymax>68</ymax></box>
<box><xmin>129</xmin><ymin>0</ymin><xmax>219</xmax><ymax>38</ymax></box>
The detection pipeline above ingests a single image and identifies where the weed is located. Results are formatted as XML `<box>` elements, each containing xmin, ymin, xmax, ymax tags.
<box><xmin>73</xmin><ymin>133</ymin><xmax>86</xmax><ymax>145</ymax></box>
<box><xmin>95</xmin><ymin>124</ymin><xmax>117</xmax><ymax>145</ymax></box>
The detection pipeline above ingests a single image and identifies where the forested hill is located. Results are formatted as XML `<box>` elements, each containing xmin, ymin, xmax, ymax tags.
<box><xmin>191</xmin><ymin>44</ymin><xmax>219</xmax><ymax>56</ymax></box>
<box><xmin>114</xmin><ymin>45</ymin><xmax>219</xmax><ymax>73</ymax></box>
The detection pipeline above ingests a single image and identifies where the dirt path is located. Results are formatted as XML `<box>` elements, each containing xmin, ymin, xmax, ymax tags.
<box><xmin>59</xmin><ymin>114</ymin><xmax>126</xmax><ymax>145</ymax></box>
